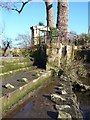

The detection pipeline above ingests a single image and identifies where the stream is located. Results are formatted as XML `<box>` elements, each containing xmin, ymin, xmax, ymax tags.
<box><xmin>3</xmin><ymin>76</ymin><xmax>90</xmax><ymax>119</ymax></box>
<box><xmin>75</xmin><ymin>76</ymin><xmax>90</xmax><ymax>120</ymax></box>
<box><xmin>75</xmin><ymin>92</ymin><xmax>90</xmax><ymax>120</ymax></box>
<box><xmin>3</xmin><ymin>77</ymin><xmax>59</xmax><ymax>119</ymax></box>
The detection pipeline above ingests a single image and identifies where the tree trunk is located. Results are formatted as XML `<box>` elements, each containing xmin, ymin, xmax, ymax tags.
<box><xmin>57</xmin><ymin>0</ymin><xmax>69</xmax><ymax>66</ymax></box>
<box><xmin>45</xmin><ymin>0</ymin><xmax>54</xmax><ymax>28</ymax></box>
<box><xmin>57</xmin><ymin>0</ymin><xmax>69</xmax><ymax>45</ymax></box>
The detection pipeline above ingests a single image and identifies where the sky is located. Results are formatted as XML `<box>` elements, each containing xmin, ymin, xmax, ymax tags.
<box><xmin>0</xmin><ymin>1</ymin><xmax>89</xmax><ymax>47</ymax></box>
<box><xmin>89</xmin><ymin>1</ymin><xmax>90</xmax><ymax>27</ymax></box>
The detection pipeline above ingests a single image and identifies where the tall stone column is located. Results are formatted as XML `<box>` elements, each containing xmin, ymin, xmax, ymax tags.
<box><xmin>30</xmin><ymin>27</ymin><xmax>34</xmax><ymax>45</ymax></box>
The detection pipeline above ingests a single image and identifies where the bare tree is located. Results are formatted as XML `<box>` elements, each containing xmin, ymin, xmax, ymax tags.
<box><xmin>69</xmin><ymin>31</ymin><xmax>78</xmax><ymax>45</ymax></box>
<box><xmin>2</xmin><ymin>37</ymin><xmax>12</xmax><ymax>56</ymax></box>
<box><xmin>16</xmin><ymin>33</ymin><xmax>31</xmax><ymax>48</ymax></box>
<box><xmin>0</xmin><ymin>1</ymin><xmax>31</xmax><ymax>14</ymax></box>
<box><xmin>0</xmin><ymin>0</ymin><xmax>54</xmax><ymax>28</ymax></box>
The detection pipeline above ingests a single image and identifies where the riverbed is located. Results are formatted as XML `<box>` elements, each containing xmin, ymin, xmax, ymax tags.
<box><xmin>3</xmin><ymin>77</ymin><xmax>59</xmax><ymax>119</ymax></box>
<box><xmin>3</xmin><ymin>75</ymin><xmax>90</xmax><ymax>119</ymax></box>
<box><xmin>75</xmin><ymin>76</ymin><xmax>90</xmax><ymax>120</ymax></box>
<box><xmin>75</xmin><ymin>92</ymin><xmax>90</xmax><ymax>120</ymax></box>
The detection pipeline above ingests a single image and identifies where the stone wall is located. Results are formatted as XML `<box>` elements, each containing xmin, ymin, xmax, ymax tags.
<box><xmin>67</xmin><ymin>45</ymin><xmax>73</xmax><ymax>61</ymax></box>
<box><xmin>75</xmin><ymin>49</ymin><xmax>90</xmax><ymax>62</ymax></box>
<box><xmin>50</xmin><ymin>69</ymin><xmax>83</xmax><ymax>119</ymax></box>
<box><xmin>47</xmin><ymin>43</ymin><xmax>74</xmax><ymax>67</ymax></box>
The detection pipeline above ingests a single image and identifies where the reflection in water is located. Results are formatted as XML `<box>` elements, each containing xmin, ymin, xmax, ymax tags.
<box><xmin>13</xmin><ymin>101</ymin><xmax>33</xmax><ymax>118</ymax></box>
<box><xmin>75</xmin><ymin>75</ymin><xmax>90</xmax><ymax>120</ymax></box>
<box><xmin>3</xmin><ymin>76</ymin><xmax>90</xmax><ymax>119</ymax></box>
<box><xmin>5</xmin><ymin>77</ymin><xmax>58</xmax><ymax>119</ymax></box>
<box><xmin>75</xmin><ymin>92</ymin><xmax>90</xmax><ymax>120</ymax></box>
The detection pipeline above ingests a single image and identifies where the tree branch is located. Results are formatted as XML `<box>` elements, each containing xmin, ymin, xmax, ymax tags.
<box><xmin>11</xmin><ymin>0</ymin><xmax>32</xmax><ymax>14</ymax></box>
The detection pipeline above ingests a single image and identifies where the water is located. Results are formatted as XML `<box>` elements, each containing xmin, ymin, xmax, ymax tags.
<box><xmin>75</xmin><ymin>92</ymin><xmax>90</xmax><ymax>120</ymax></box>
<box><xmin>75</xmin><ymin>76</ymin><xmax>90</xmax><ymax>120</ymax></box>
<box><xmin>3</xmin><ymin>77</ymin><xmax>59</xmax><ymax>119</ymax></box>
<box><xmin>3</xmin><ymin>76</ymin><xmax>90</xmax><ymax>119</ymax></box>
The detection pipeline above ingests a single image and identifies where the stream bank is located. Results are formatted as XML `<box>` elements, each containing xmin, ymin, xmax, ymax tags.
<box><xmin>3</xmin><ymin>72</ymin><xmax>83</xmax><ymax>119</ymax></box>
<box><xmin>72</xmin><ymin>76</ymin><xmax>90</xmax><ymax>120</ymax></box>
<box><xmin>62</xmin><ymin>61</ymin><xmax>90</xmax><ymax>120</ymax></box>
<box><xmin>2</xmin><ymin>57</ymin><xmax>90</xmax><ymax>119</ymax></box>
<box><xmin>75</xmin><ymin>92</ymin><xmax>90</xmax><ymax>120</ymax></box>
<box><xmin>3</xmin><ymin>76</ymin><xmax>59</xmax><ymax>119</ymax></box>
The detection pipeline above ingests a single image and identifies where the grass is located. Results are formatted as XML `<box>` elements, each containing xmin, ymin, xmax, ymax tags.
<box><xmin>0</xmin><ymin>57</ymin><xmax>34</xmax><ymax>80</ymax></box>
<box><xmin>1</xmin><ymin>58</ymin><xmax>30</xmax><ymax>66</ymax></box>
<box><xmin>1</xmin><ymin>66</ymin><xmax>33</xmax><ymax>80</ymax></box>
<box><xmin>1</xmin><ymin>62</ymin><xmax>32</xmax><ymax>73</ymax></box>
<box><xmin>0</xmin><ymin>58</ymin><xmax>33</xmax><ymax>73</ymax></box>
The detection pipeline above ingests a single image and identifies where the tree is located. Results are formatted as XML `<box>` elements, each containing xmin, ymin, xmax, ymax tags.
<box><xmin>38</xmin><ymin>22</ymin><xmax>45</xmax><ymax>26</ymax></box>
<box><xmin>0</xmin><ymin>1</ymin><xmax>32</xmax><ymax>14</ymax></box>
<box><xmin>45</xmin><ymin>0</ymin><xmax>54</xmax><ymax>28</ymax></box>
<box><xmin>16</xmin><ymin>33</ymin><xmax>31</xmax><ymax>48</ymax></box>
<box><xmin>2</xmin><ymin>37</ymin><xmax>12</xmax><ymax>56</ymax></box>
<box><xmin>0</xmin><ymin>1</ymin><xmax>54</xmax><ymax>28</ymax></box>
<box><xmin>78</xmin><ymin>33</ymin><xmax>90</xmax><ymax>45</ymax></box>
<box><xmin>69</xmin><ymin>31</ymin><xmax>78</xmax><ymax>45</ymax></box>
<box><xmin>57</xmin><ymin>0</ymin><xmax>69</xmax><ymax>45</ymax></box>
<box><xmin>56</xmin><ymin>0</ymin><xmax>69</xmax><ymax>67</ymax></box>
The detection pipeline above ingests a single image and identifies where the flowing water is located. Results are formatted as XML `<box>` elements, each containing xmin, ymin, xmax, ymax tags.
<box><xmin>75</xmin><ymin>76</ymin><xmax>90</xmax><ymax>120</ymax></box>
<box><xmin>3</xmin><ymin>76</ymin><xmax>90</xmax><ymax>119</ymax></box>
<box><xmin>75</xmin><ymin>92</ymin><xmax>90</xmax><ymax>120</ymax></box>
<box><xmin>3</xmin><ymin>77</ymin><xmax>59</xmax><ymax>119</ymax></box>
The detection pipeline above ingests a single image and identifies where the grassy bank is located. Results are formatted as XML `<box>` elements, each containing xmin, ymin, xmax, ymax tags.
<box><xmin>1</xmin><ymin>66</ymin><xmax>35</xmax><ymax>80</ymax></box>
<box><xmin>1</xmin><ymin>58</ymin><xmax>33</xmax><ymax>73</ymax></box>
<box><xmin>0</xmin><ymin>58</ymin><xmax>34</xmax><ymax>80</ymax></box>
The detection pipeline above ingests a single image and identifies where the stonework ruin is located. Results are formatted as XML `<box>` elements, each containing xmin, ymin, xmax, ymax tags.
<box><xmin>30</xmin><ymin>26</ymin><xmax>50</xmax><ymax>45</ymax></box>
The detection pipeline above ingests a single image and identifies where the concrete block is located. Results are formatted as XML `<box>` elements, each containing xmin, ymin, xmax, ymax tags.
<box><xmin>20</xmin><ymin>78</ymin><xmax>28</xmax><ymax>83</ymax></box>
<box><xmin>56</xmin><ymin>104</ymin><xmax>71</xmax><ymax>111</ymax></box>
<box><xmin>5</xmin><ymin>83</ymin><xmax>14</xmax><ymax>89</ymax></box>
<box><xmin>51</xmin><ymin>94</ymin><xmax>66</xmax><ymax>103</ymax></box>
<box><xmin>58</xmin><ymin>111</ymin><xmax>72</xmax><ymax>119</ymax></box>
